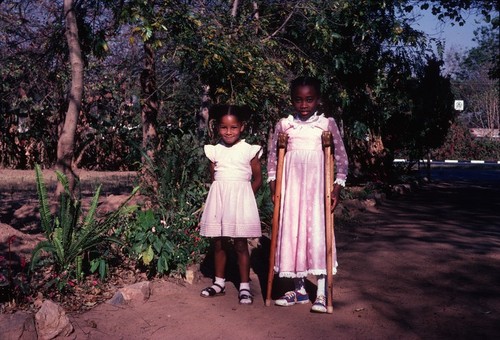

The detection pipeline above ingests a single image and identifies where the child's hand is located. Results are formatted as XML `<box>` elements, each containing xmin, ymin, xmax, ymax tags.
<box><xmin>330</xmin><ymin>184</ymin><xmax>342</xmax><ymax>212</ymax></box>
<box><xmin>269</xmin><ymin>180</ymin><xmax>276</xmax><ymax>204</ymax></box>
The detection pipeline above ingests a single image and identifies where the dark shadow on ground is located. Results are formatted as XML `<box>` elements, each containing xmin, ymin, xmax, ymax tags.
<box><xmin>334</xmin><ymin>168</ymin><xmax>500</xmax><ymax>339</ymax></box>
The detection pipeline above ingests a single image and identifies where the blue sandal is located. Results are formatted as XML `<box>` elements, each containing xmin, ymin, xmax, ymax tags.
<box><xmin>200</xmin><ymin>283</ymin><xmax>225</xmax><ymax>298</ymax></box>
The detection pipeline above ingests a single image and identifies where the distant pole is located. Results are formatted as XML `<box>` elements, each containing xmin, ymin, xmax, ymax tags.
<box><xmin>427</xmin><ymin>151</ymin><xmax>431</xmax><ymax>182</ymax></box>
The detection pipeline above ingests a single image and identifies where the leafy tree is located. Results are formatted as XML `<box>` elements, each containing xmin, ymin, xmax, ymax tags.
<box><xmin>410</xmin><ymin>58</ymin><xmax>454</xmax><ymax>159</ymax></box>
<box><xmin>453</xmin><ymin>25</ymin><xmax>499</xmax><ymax>131</ymax></box>
<box><xmin>1</xmin><ymin>0</ymin><xmax>494</xmax><ymax>181</ymax></box>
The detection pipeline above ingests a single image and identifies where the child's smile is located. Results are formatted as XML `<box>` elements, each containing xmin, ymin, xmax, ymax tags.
<box><xmin>218</xmin><ymin>115</ymin><xmax>244</xmax><ymax>146</ymax></box>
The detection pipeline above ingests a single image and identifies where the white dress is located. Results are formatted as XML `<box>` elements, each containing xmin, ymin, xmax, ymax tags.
<box><xmin>200</xmin><ymin>140</ymin><xmax>263</xmax><ymax>238</ymax></box>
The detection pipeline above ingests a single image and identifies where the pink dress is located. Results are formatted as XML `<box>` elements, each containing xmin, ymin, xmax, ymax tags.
<box><xmin>267</xmin><ymin>114</ymin><xmax>348</xmax><ymax>278</ymax></box>
<box><xmin>200</xmin><ymin>140</ymin><xmax>262</xmax><ymax>238</ymax></box>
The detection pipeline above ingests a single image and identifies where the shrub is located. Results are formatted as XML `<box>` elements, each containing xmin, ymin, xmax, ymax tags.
<box><xmin>30</xmin><ymin>164</ymin><xmax>139</xmax><ymax>291</ymax></box>
<box><xmin>432</xmin><ymin>122</ymin><xmax>500</xmax><ymax>160</ymax></box>
<box><xmin>126</xmin><ymin>131</ymin><xmax>210</xmax><ymax>276</ymax></box>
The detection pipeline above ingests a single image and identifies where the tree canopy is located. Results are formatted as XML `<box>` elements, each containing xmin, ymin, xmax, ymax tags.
<box><xmin>0</xmin><ymin>0</ymin><xmax>497</xmax><ymax>179</ymax></box>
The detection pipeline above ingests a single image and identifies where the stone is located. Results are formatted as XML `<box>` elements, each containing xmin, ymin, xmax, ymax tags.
<box><xmin>184</xmin><ymin>264</ymin><xmax>201</xmax><ymax>285</ymax></box>
<box><xmin>35</xmin><ymin>300</ymin><xmax>73</xmax><ymax>340</ymax></box>
<box><xmin>107</xmin><ymin>281</ymin><xmax>151</xmax><ymax>306</ymax></box>
<box><xmin>107</xmin><ymin>291</ymin><xmax>126</xmax><ymax>306</ymax></box>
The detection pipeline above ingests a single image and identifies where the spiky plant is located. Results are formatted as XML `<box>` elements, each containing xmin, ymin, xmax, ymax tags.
<box><xmin>30</xmin><ymin>164</ymin><xmax>139</xmax><ymax>290</ymax></box>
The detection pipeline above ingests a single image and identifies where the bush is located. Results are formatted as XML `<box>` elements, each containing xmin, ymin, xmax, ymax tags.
<box><xmin>432</xmin><ymin>122</ymin><xmax>500</xmax><ymax>160</ymax></box>
<box><xmin>125</xmin><ymin>131</ymin><xmax>210</xmax><ymax>277</ymax></box>
<box><xmin>30</xmin><ymin>164</ymin><xmax>139</xmax><ymax>291</ymax></box>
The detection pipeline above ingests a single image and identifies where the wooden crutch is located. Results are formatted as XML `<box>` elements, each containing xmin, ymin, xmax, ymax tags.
<box><xmin>322</xmin><ymin>131</ymin><xmax>335</xmax><ymax>314</ymax></box>
<box><xmin>265</xmin><ymin>133</ymin><xmax>288</xmax><ymax>306</ymax></box>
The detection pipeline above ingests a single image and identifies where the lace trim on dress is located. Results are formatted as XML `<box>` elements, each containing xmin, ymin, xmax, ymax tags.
<box><xmin>334</xmin><ymin>178</ymin><xmax>346</xmax><ymax>187</ymax></box>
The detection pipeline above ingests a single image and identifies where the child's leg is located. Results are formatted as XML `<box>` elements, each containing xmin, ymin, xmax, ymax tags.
<box><xmin>233</xmin><ymin>238</ymin><xmax>250</xmax><ymax>283</ymax></box>
<box><xmin>316</xmin><ymin>275</ymin><xmax>325</xmax><ymax>297</ymax></box>
<box><xmin>294</xmin><ymin>277</ymin><xmax>306</xmax><ymax>294</ymax></box>
<box><xmin>311</xmin><ymin>275</ymin><xmax>327</xmax><ymax>313</ymax></box>
<box><xmin>214</xmin><ymin>237</ymin><xmax>227</xmax><ymax>279</ymax></box>
<box><xmin>200</xmin><ymin>237</ymin><xmax>226</xmax><ymax>297</ymax></box>
<box><xmin>234</xmin><ymin>238</ymin><xmax>253</xmax><ymax>304</ymax></box>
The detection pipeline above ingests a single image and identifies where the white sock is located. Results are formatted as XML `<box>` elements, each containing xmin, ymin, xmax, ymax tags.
<box><xmin>239</xmin><ymin>282</ymin><xmax>250</xmax><ymax>292</ymax></box>
<box><xmin>214</xmin><ymin>276</ymin><xmax>225</xmax><ymax>292</ymax></box>
<box><xmin>294</xmin><ymin>278</ymin><xmax>306</xmax><ymax>294</ymax></box>
<box><xmin>316</xmin><ymin>275</ymin><xmax>326</xmax><ymax>297</ymax></box>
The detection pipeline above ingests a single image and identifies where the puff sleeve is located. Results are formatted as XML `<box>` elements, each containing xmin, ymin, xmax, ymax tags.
<box><xmin>328</xmin><ymin>118</ymin><xmax>348</xmax><ymax>186</ymax></box>
<box><xmin>250</xmin><ymin>144</ymin><xmax>263</xmax><ymax>160</ymax></box>
<box><xmin>203</xmin><ymin>145</ymin><xmax>216</xmax><ymax>163</ymax></box>
<box><xmin>266</xmin><ymin>120</ymin><xmax>285</xmax><ymax>182</ymax></box>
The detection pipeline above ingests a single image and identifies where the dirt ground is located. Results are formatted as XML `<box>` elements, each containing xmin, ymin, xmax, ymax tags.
<box><xmin>1</xmin><ymin>168</ymin><xmax>499</xmax><ymax>339</ymax></box>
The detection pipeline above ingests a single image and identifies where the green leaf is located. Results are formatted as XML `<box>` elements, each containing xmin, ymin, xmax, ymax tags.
<box><xmin>90</xmin><ymin>258</ymin><xmax>100</xmax><ymax>273</ymax></box>
<box><xmin>99</xmin><ymin>259</ymin><xmax>107</xmax><ymax>280</ymax></box>
<box><xmin>157</xmin><ymin>254</ymin><xmax>169</xmax><ymax>274</ymax></box>
<box><xmin>30</xmin><ymin>240</ymin><xmax>56</xmax><ymax>271</ymax></box>
<box><xmin>83</xmin><ymin>184</ymin><xmax>102</xmax><ymax>228</ymax></box>
<box><xmin>153</xmin><ymin>239</ymin><xmax>163</xmax><ymax>253</ymax></box>
<box><xmin>142</xmin><ymin>245</ymin><xmax>154</xmax><ymax>265</ymax></box>
<box><xmin>34</xmin><ymin>164</ymin><xmax>52</xmax><ymax>235</ymax></box>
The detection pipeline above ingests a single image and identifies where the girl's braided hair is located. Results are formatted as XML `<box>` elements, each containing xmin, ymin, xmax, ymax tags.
<box><xmin>290</xmin><ymin>76</ymin><xmax>322</xmax><ymax>98</ymax></box>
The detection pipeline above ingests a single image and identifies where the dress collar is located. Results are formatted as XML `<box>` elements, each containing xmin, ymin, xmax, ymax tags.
<box><xmin>287</xmin><ymin>112</ymin><xmax>324</xmax><ymax>125</ymax></box>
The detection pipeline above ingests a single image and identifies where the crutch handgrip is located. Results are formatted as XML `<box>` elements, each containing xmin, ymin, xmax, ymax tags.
<box><xmin>265</xmin><ymin>133</ymin><xmax>288</xmax><ymax>306</ymax></box>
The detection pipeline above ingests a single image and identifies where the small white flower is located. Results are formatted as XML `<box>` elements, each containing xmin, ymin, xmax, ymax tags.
<box><xmin>152</xmin><ymin>226</ymin><xmax>156</xmax><ymax>233</ymax></box>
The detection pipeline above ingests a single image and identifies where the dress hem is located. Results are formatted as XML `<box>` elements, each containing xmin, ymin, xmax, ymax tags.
<box><xmin>275</xmin><ymin>268</ymin><xmax>338</xmax><ymax>278</ymax></box>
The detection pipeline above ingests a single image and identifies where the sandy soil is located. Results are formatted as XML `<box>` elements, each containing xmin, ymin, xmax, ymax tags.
<box><xmin>1</xmin><ymin>168</ymin><xmax>499</xmax><ymax>339</ymax></box>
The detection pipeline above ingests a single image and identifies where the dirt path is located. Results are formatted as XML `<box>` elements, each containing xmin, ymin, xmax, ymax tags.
<box><xmin>65</xmin><ymin>169</ymin><xmax>500</xmax><ymax>340</ymax></box>
<box><xmin>1</xmin><ymin>169</ymin><xmax>499</xmax><ymax>339</ymax></box>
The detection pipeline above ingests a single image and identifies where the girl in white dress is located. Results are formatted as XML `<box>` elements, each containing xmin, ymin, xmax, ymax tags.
<box><xmin>267</xmin><ymin>77</ymin><xmax>349</xmax><ymax>313</ymax></box>
<box><xmin>200</xmin><ymin>105</ymin><xmax>263</xmax><ymax>305</ymax></box>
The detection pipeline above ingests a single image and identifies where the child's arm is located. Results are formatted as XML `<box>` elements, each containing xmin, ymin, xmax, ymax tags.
<box><xmin>269</xmin><ymin>180</ymin><xmax>276</xmax><ymax>203</ymax></box>
<box><xmin>250</xmin><ymin>155</ymin><xmax>262</xmax><ymax>194</ymax></box>
<box><xmin>328</xmin><ymin>118</ymin><xmax>349</xmax><ymax>211</ymax></box>
<box><xmin>267</xmin><ymin>121</ymin><xmax>282</xmax><ymax>203</ymax></box>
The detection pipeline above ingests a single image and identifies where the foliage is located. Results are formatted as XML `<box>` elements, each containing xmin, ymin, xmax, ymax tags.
<box><xmin>30</xmin><ymin>164</ymin><xmax>139</xmax><ymax>291</ymax></box>
<box><xmin>447</xmin><ymin>23</ymin><xmax>499</xmax><ymax>133</ymax></box>
<box><xmin>432</xmin><ymin>121</ymin><xmax>500</xmax><ymax>160</ymax></box>
<box><xmin>387</xmin><ymin>58</ymin><xmax>454</xmax><ymax>162</ymax></box>
<box><xmin>405</xmin><ymin>0</ymin><xmax>498</xmax><ymax>25</ymax></box>
<box><xmin>0</xmin><ymin>237</ymin><xmax>30</xmax><ymax>304</ymax></box>
<box><xmin>0</xmin><ymin>0</ymin><xmax>496</xmax><ymax>179</ymax></box>
<box><xmin>120</xmin><ymin>130</ymin><xmax>210</xmax><ymax>276</ymax></box>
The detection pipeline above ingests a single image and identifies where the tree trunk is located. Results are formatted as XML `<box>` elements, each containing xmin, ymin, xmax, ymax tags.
<box><xmin>140</xmin><ymin>40</ymin><xmax>159</xmax><ymax>161</ymax></box>
<box><xmin>197</xmin><ymin>85</ymin><xmax>211</xmax><ymax>138</ymax></box>
<box><xmin>140</xmin><ymin>40</ymin><xmax>159</xmax><ymax>200</ymax></box>
<box><xmin>56</xmin><ymin>0</ymin><xmax>83</xmax><ymax>197</ymax></box>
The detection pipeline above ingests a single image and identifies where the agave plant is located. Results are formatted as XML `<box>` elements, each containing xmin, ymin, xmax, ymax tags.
<box><xmin>30</xmin><ymin>164</ymin><xmax>139</xmax><ymax>290</ymax></box>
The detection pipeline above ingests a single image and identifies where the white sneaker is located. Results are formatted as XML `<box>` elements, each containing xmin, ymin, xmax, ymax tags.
<box><xmin>275</xmin><ymin>290</ymin><xmax>310</xmax><ymax>306</ymax></box>
<box><xmin>310</xmin><ymin>295</ymin><xmax>327</xmax><ymax>313</ymax></box>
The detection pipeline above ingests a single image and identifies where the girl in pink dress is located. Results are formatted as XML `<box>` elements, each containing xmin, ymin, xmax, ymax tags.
<box><xmin>267</xmin><ymin>77</ymin><xmax>349</xmax><ymax>313</ymax></box>
<box><xmin>200</xmin><ymin>105</ymin><xmax>263</xmax><ymax>305</ymax></box>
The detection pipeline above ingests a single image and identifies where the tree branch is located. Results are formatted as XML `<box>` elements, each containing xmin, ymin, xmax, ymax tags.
<box><xmin>262</xmin><ymin>2</ymin><xmax>302</xmax><ymax>42</ymax></box>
